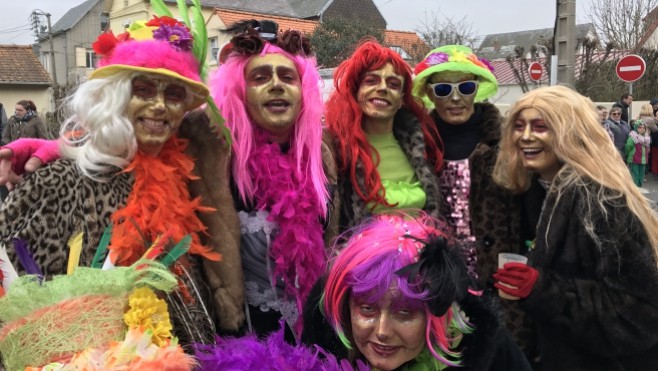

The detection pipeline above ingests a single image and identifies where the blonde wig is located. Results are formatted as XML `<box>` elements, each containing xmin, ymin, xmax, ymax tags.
<box><xmin>493</xmin><ymin>85</ymin><xmax>658</xmax><ymax>264</ymax></box>
<box><xmin>638</xmin><ymin>103</ymin><xmax>654</xmax><ymax>118</ymax></box>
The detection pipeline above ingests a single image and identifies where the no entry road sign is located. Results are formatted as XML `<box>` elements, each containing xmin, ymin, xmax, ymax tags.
<box><xmin>616</xmin><ymin>54</ymin><xmax>646</xmax><ymax>82</ymax></box>
<box><xmin>528</xmin><ymin>62</ymin><xmax>543</xmax><ymax>81</ymax></box>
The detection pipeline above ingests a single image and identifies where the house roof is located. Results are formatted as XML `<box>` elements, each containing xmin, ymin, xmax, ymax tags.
<box><xmin>0</xmin><ymin>45</ymin><xmax>51</xmax><ymax>85</ymax></box>
<box><xmin>50</xmin><ymin>0</ymin><xmax>101</xmax><ymax>34</ymax></box>
<box><xmin>637</xmin><ymin>6</ymin><xmax>658</xmax><ymax>48</ymax></box>
<box><xmin>214</xmin><ymin>8</ymin><xmax>427</xmax><ymax>59</ymax></box>
<box><xmin>490</xmin><ymin>49</ymin><xmax>627</xmax><ymax>85</ymax></box>
<box><xmin>286</xmin><ymin>0</ymin><xmax>332</xmax><ymax>18</ymax></box>
<box><xmin>166</xmin><ymin>0</ymin><xmax>300</xmax><ymax>17</ymax></box>
<box><xmin>384</xmin><ymin>30</ymin><xmax>428</xmax><ymax>57</ymax></box>
<box><xmin>215</xmin><ymin>8</ymin><xmax>319</xmax><ymax>34</ymax></box>
<box><xmin>479</xmin><ymin>23</ymin><xmax>596</xmax><ymax>60</ymax></box>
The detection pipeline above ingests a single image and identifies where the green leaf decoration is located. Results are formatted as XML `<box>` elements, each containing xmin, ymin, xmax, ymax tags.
<box><xmin>150</xmin><ymin>0</ymin><xmax>173</xmax><ymax>18</ymax></box>
<box><xmin>160</xmin><ymin>235</ymin><xmax>192</xmax><ymax>267</ymax></box>
<box><xmin>91</xmin><ymin>225</ymin><xmax>113</xmax><ymax>268</ymax></box>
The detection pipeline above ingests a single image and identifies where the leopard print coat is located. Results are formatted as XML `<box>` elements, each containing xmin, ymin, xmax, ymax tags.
<box><xmin>336</xmin><ymin>108</ymin><xmax>442</xmax><ymax>231</ymax></box>
<box><xmin>440</xmin><ymin>102</ymin><xmax>538</xmax><ymax>360</ymax></box>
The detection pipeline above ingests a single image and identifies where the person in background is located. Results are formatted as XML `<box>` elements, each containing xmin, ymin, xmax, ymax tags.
<box><xmin>605</xmin><ymin>106</ymin><xmax>630</xmax><ymax>158</ymax></box>
<box><xmin>302</xmin><ymin>214</ymin><xmax>533</xmax><ymax>371</ymax></box>
<box><xmin>612</xmin><ymin>92</ymin><xmax>632</xmax><ymax>123</ymax></box>
<box><xmin>0</xmin><ymin>103</ymin><xmax>7</xmax><ymax>140</ymax></box>
<box><xmin>2</xmin><ymin>100</ymin><xmax>50</xmax><ymax>145</ymax></box>
<box><xmin>650</xmin><ymin>97</ymin><xmax>658</xmax><ymax>116</ymax></box>
<box><xmin>493</xmin><ymin>85</ymin><xmax>658</xmax><ymax>370</ymax></box>
<box><xmin>625</xmin><ymin>121</ymin><xmax>651</xmax><ymax>190</ymax></box>
<box><xmin>596</xmin><ymin>105</ymin><xmax>614</xmax><ymax>141</ymax></box>
<box><xmin>325</xmin><ymin>39</ymin><xmax>443</xmax><ymax>230</ymax></box>
<box><xmin>411</xmin><ymin>45</ymin><xmax>541</xmax><ymax>363</ymax></box>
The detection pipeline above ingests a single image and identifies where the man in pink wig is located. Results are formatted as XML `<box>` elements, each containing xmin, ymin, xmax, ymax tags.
<box><xmin>209</xmin><ymin>20</ymin><xmax>338</xmax><ymax>339</ymax></box>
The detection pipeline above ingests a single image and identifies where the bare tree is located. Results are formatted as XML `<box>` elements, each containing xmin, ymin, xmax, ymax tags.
<box><xmin>414</xmin><ymin>10</ymin><xmax>479</xmax><ymax>49</ymax></box>
<box><xmin>587</xmin><ymin>0</ymin><xmax>658</xmax><ymax>50</ymax></box>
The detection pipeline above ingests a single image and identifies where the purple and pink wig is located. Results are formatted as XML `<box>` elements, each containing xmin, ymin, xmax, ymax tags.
<box><xmin>322</xmin><ymin>214</ymin><xmax>471</xmax><ymax>366</ymax></box>
<box><xmin>210</xmin><ymin>43</ymin><xmax>328</xmax><ymax>214</ymax></box>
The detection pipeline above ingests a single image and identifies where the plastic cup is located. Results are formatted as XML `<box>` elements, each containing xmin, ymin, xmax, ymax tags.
<box><xmin>497</xmin><ymin>253</ymin><xmax>528</xmax><ymax>300</ymax></box>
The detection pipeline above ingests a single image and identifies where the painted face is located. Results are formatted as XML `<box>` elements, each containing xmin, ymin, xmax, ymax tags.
<box><xmin>349</xmin><ymin>286</ymin><xmax>426</xmax><ymax>371</ymax></box>
<box><xmin>357</xmin><ymin>63</ymin><xmax>404</xmax><ymax>127</ymax></box>
<box><xmin>245</xmin><ymin>53</ymin><xmax>302</xmax><ymax>142</ymax></box>
<box><xmin>125</xmin><ymin>74</ymin><xmax>188</xmax><ymax>156</ymax></box>
<box><xmin>426</xmin><ymin>71</ymin><xmax>477</xmax><ymax>125</ymax></box>
<box><xmin>512</xmin><ymin>107</ymin><xmax>562</xmax><ymax>180</ymax></box>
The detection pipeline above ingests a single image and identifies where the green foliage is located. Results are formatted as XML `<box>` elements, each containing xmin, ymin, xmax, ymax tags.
<box><xmin>310</xmin><ymin>18</ymin><xmax>385</xmax><ymax>68</ymax></box>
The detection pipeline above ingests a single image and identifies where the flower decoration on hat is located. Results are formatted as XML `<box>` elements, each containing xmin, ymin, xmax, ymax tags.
<box><xmin>412</xmin><ymin>44</ymin><xmax>499</xmax><ymax>106</ymax></box>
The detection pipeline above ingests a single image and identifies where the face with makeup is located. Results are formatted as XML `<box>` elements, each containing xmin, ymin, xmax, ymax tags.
<box><xmin>357</xmin><ymin>63</ymin><xmax>404</xmax><ymax>128</ymax></box>
<box><xmin>426</xmin><ymin>71</ymin><xmax>477</xmax><ymax>125</ymax></box>
<box><xmin>125</xmin><ymin>74</ymin><xmax>189</xmax><ymax>156</ymax></box>
<box><xmin>245</xmin><ymin>53</ymin><xmax>302</xmax><ymax>142</ymax></box>
<box><xmin>349</xmin><ymin>285</ymin><xmax>426</xmax><ymax>371</ymax></box>
<box><xmin>513</xmin><ymin>107</ymin><xmax>562</xmax><ymax>180</ymax></box>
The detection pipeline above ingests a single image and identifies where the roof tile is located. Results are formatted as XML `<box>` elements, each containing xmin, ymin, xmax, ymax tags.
<box><xmin>0</xmin><ymin>45</ymin><xmax>51</xmax><ymax>84</ymax></box>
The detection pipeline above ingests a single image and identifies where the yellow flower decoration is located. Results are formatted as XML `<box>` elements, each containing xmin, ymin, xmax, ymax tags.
<box><xmin>450</xmin><ymin>49</ymin><xmax>469</xmax><ymax>63</ymax></box>
<box><xmin>123</xmin><ymin>286</ymin><xmax>172</xmax><ymax>346</ymax></box>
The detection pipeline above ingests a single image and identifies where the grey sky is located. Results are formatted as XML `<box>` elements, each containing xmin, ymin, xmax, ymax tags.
<box><xmin>0</xmin><ymin>0</ymin><xmax>594</xmax><ymax>45</ymax></box>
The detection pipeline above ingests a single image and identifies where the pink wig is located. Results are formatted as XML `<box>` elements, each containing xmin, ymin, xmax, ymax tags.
<box><xmin>322</xmin><ymin>214</ymin><xmax>471</xmax><ymax>366</ymax></box>
<box><xmin>210</xmin><ymin>43</ymin><xmax>328</xmax><ymax>213</ymax></box>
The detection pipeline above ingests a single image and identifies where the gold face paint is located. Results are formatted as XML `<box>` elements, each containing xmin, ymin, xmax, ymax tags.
<box><xmin>244</xmin><ymin>53</ymin><xmax>302</xmax><ymax>142</ymax></box>
<box><xmin>125</xmin><ymin>74</ymin><xmax>189</xmax><ymax>156</ymax></box>
<box><xmin>357</xmin><ymin>63</ymin><xmax>404</xmax><ymax>130</ymax></box>
<box><xmin>512</xmin><ymin>107</ymin><xmax>562</xmax><ymax>180</ymax></box>
<box><xmin>426</xmin><ymin>71</ymin><xmax>477</xmax><ymax>126</ymax></box>
<box><xmin>349</xmin><ymin>286</ymin><xmax>426</xmax><ymax>371</ymax></box>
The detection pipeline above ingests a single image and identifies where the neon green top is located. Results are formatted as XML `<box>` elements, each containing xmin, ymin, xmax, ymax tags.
<box><xmin>366</xmin><ymin>132</ymin><xmax>426</xmax><ymax>213</ymax></box>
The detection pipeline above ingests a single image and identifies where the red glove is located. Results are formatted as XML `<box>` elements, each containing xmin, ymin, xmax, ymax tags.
<box><xmin>493</xmin><ymin>262</ymin><xmax>539</xmax><ymax>298</ymax></box>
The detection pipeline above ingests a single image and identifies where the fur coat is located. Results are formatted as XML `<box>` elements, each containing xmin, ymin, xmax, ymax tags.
<box><xmin>521</xmin><ymin>174</ymin><xmax>658</xmax><ymax>370</ymax></box>
<box><xmin>336</xmin><ymin>109</ymin><xmax>442</xmax><ymax>230</ymax></box>
<box><xmin>178</xmin><ymin>110</ymin><xmax>244</xmax><ymax>332</ymax></box>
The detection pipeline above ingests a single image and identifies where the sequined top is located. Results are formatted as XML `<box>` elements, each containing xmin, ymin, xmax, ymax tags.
<box><xmin>439</xmin><ymin>159</ymin><xmax>478</xmax><ymax>278</ymax></box>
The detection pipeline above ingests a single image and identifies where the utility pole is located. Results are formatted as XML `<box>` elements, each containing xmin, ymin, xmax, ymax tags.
<box><xmin>555</xmin><ymin>0</ymin><xmax>576</xmax><ymax>86</ymax></box>
<box><xmin>31</xmin><ymin>10</ymin><xmax>58</xmax><ymax>99</ymax></box>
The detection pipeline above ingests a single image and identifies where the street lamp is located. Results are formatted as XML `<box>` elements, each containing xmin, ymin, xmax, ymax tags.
<box><xmin>31</xmin><ymin>9</ymin><xmax>58</xmax><ymax>95</ymax></box>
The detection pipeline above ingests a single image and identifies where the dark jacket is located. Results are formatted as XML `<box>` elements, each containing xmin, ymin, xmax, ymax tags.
<box><xmin>301</xmin><ymin>277</ymin><xmax>533</xmax><ymax>371</ymax></box>
<box><xmin>431</xmin><ymin>103</ymin><xmax>538</xmax><ymax>359</ymax></box>
<box><xmin>336</xmin><ymin>109</ymin><xmax>442</xmax><ymax>230</ymax></box>
<box><xmin>522</xmin><ymin>174</ymin><xmax>658</xmax><ymax>370</ymax></box>
<box><xmin>2</xmin><ymin>114</ymin><xmax>50</xmax><ymax>144</ymax></box>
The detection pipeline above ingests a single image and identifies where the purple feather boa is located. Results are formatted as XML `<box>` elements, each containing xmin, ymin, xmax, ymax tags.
<box><xmin>194</xmin><ymin>329</ymin><xmax>368</xmax><ymax>370</ymax></box>
<box><xmin>247</xmin><ymin>129</ymin><xmax>326</xmax><ymax>326</ymax></box>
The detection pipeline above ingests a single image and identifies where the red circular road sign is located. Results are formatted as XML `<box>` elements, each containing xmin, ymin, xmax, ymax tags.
<box><xmin>616</xmin><ymin>54</ymin><xmax>646</xmax><ymax>82</ymax></box>
<box><xmin>528</xmin><ymin>62</ymin><xmax>543</xmax><ymax>81</ymax></box>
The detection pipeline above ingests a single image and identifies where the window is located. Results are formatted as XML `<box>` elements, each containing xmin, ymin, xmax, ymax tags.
<box><xmin>86</xmin><ymin>51</ymin><xmax>94</xmax><ymax>68</ymax></box>
<box><xmin>209</xmin><ymin>37</ymin><xmax>219</xmax><ymax>64</ymax></box>
<box><xmin>390</xmin><ymin>46</ymin><xmax>410</xmax><ymax>60</ymax></box>
<box><xmin>75</xmin><ymin>47</ymin><xmax>95</xmax><ymax>68</ymax></box>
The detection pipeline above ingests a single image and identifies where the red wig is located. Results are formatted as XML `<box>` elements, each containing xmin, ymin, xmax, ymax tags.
<box><xmin>325</xmin><ymin>39</ymin><xmax>443</xmax><ymax>208</ymax></box>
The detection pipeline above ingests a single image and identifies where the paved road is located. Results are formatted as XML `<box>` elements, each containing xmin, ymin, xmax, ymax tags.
<box><xmin>641</xmin><ymin>173</ymin><xmax>658</xmax><ymax>205</ymax></box>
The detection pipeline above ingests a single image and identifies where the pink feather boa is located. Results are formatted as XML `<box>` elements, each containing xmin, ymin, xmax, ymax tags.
<box><xmin>248</xmin><ymin>129</ymin><xmax>326</xmax><ymax>320</ymax></box>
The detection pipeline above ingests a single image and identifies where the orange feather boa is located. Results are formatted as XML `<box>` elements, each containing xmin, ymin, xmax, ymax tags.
<box><xmin>108</xmin><ymin>136</ymin><xmax>220</xmax><ymax>266</ymax></box>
